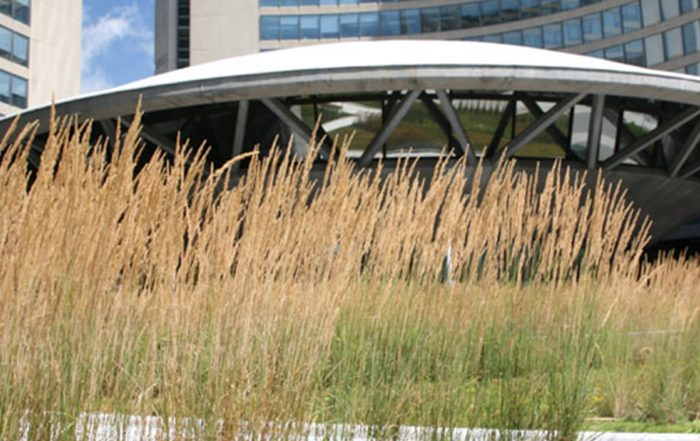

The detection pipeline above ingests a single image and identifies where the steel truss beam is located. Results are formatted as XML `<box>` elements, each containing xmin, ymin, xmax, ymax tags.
<box><xmin>505</xmin><ymin>94</ymin><xmax>585</xmax><ymax>158</ymax></box>
<box><xmin>99</xmin><ymin>119</ymin><xmax>117</xmax><ymax>151</ymax></box>
<box><xmin>670</xmin><ymin>121</ymin><xmax>700</xmax><ymax>177</ymax></box>
<box><xmin>419</xmin><ymin>95</ymin><xmax>462</xmax><ymax>155</ymax></box>
<box><xmin>358</xmin><ymin>90</ymin><xmax>422</xmax><ymax>167</ymax></box>
<box><xmin>121</xmin><ymin>117</ymin><xmax>176</xmax><ymax>156</ymax></box>
<box><xmin>602</xmin><ymin>107</ymin><xmax>700</xmax><ymax>171</ymax></box>
<box><xmin>435</xmin><ymin>89</ymin><xmax>476</xmax><ymax>163</ymax></box>
<box><xmin>261</xmin><ymin>97</ymin><xmax>332</xmax><ymax>160</ymax></box>
<box><xmin>519</xmin><ymin>94</ymin><xmax>572</xmax><ymax>155</ymax></box>
<box><xmin>681</xmin><ymin>160</ymin><xmax>700</xmax><ymax>179</ymax></box>
<box><xmin>486</xmin><ymin>100</ymin><xmax>515</xmax><ymax>158</ymax></box>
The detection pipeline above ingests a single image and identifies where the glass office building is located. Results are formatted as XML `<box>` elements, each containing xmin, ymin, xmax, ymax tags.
<box><xmin>156</xmin><ymin>0</ymin><xmax>700</xmax><ymax>75</ymax></box>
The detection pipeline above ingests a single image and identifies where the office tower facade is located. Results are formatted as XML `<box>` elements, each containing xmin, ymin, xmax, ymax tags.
<box><xmin>155</xmin><ymin>0</ymin><xmax>700</xmax><ymax>76</ymax></box>
<box><xmin>0</xmin><ymin>0</ymin><xmax>81</xmax><ymax>116</ymax></box>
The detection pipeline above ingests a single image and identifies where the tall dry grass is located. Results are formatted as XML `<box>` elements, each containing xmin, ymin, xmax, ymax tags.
<box><xmin>0</xmin><ymin>108</ymin><xmax>697</xmax><ymax>440</ymax></box>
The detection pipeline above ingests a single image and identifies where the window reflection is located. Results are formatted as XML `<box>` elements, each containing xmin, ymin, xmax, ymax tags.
<box><xmin>400</xmin><ymin>9</ymin><xmax>420</xmax><ymax>34</ymax></box>
<box><xmin>602</xmin><ymin>8</ymin><xmax>622</xmax><ymax>38</ymax></box>
<box><xmin>523</xmin><ymin>27</ymin><xmax>543</xmax><ymax>47</ymax></box>
<box><xmin>583</xmin><ymin>13</ymin><xmax>602</xmax><ymax>42</ymax></box>
<box><xmin>339</xmin><ymin>13</ymin><xmax>358</xmax><ymax>38</ymax></box>
<box><xmin>320</xmin><ymin>14</ymin><xmax>339</xmax><ymax>38</ymax></box>
<box><xmin>621</xmin><ymin>2</ymin><xmax>642</xmax><ymax>33</ymax></box>
<box><xmin>543</xmin><ymin>23</ymin><xmax>562</xmax><ymax>48</ymax></box>
<box><xmin>625</xmin><ymin>39</ymin><xmax>645</xmax><ymax>65</ymax></box>
<box><xmin>420</xmin><ymin>7</ymin><xmax>440</xmax><ymax>33</ymax></box>
<box><xmin>359</xmin><ymin>12</ymin><xmax>379</xmax><ymax>37</ymax></box>
<box><xmin>0</xmin><ymin>70</ymin><xmax>26</xmax><ymax>108</ymax></box>
<box><xmin>380</xmin><ymin>10</ymin><xmax>400</xmax><ymax>36</ymax></box>
<box><xmin>563</xmin><ymin>19</ymin><xmax>582</xmax><ymax>46</ymax></box>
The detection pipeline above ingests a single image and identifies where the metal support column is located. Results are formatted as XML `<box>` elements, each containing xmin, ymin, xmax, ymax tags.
<box><xmin>587</xmin><ymin>95</ymin><xmax>605</xmax><ymax>170</ymax></box>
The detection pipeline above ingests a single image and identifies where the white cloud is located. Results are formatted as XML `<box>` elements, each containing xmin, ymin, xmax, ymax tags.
<box><xmin>81</xmin><ymin>4</ymin><xmax>153</xmax><ymax>93</ymax></box>
<box><xmin>81</xmin><ymin>68</ymin><xmax>112</xmax><ymax>94</ymax></box>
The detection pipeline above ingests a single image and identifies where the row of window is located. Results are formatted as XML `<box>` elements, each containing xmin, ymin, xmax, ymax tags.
<box><xmin>261</xmin><ymin>0</ymin><xmax>600</xmax><ymax>9</ymax></box>
<box><xmin>260</xmin><ymin>0</ymin><xmax>651</xmax><ymax>41</ymax></box>
<box><xmin>585</xmin><ymin>21</ymin><xmax>700</xmax><ymax>67</ymax></box>
<box><xmin>261</xmin><ymin>1</ymin><xmax>608</xmax><ymax>37</ymax></box>
<box><xmin>0</xmin><ymin>25</ymin><xmax>27</xmax><ymax>66</ymax></box>
<box><xmin>466</xmin><ymin>17</ymin><xmax>700</xmax><ymax>68</ymax></box>
<box><xmin>0</xmin><ymin>0</ymin><xmax>29</xmax><ymax>25</ymax></box>
<box><xmin>0</xmin><ymin>69</ymin><xmax>26</xmax><ymax>108</ymax></box>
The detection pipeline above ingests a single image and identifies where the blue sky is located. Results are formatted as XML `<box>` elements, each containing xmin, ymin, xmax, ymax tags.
<box><xmin>82</xmin><ymin>0</ymin><xmax>155</xmax><ymax>93</ymax></box>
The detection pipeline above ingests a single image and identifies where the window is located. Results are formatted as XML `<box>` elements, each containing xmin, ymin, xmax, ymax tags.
<box><xmin>480</xmin><ymin>0</ymin><xmax>500</xmax><ymax>25</ymax></box>
<box><xmin>260</xmin><ymin>16</ymin><xmax>279</xmax><ymax>40</ymax></box>
<box><xmin>621</xmin><ymin>2</ymin><xmax>642</xmax><ymax>33</ymax></box>
<box><xmin>380</xmin><ymin>10</ymin><xmax>400</xmax><ymax>35</ymax></box>
<box><xmin>483</xmin><ymin>34</ymin><xmax>502</xmax><ymax>43</ymax></box>
<box><xmin>523</xmin><ymin>27</ymin><xmax>543</xmax><ymax>47</ymax></box>
<box><xmin>340</xmin><ymin>13</ymin><xmax>359</xmax><ymax>38</ymax></box>
<box><xmin>400</xmin><ymin>9</ymin><xmax>420</xmax><ymax>34</ymax></box>
<box><xmin>665</xmin><ymin>27</ymin><xmax>684</xmax><ymax>59</ymax></box>
<box><xmin>279</xmin><ymin>16</ymin><xmax>299</xmax><ymax>40</ymax></box>
<box><xmin>501</xmin><ymin>0</ymin><xmax>520</xmax><ymax>22</ymax></box>
<box><xmin>320</xmin><ymin>14</ymin><xmax>339</xmax><ymax>39</ymax></box>
<box><xmin>0</xmin><ymin>27</ymin><xmax>10</xmax><ymax>59</ymax></box>
<box><xmin>644</xmin><ymin>34</ymin><xmax>664</xmax><ymax>64</ymax></box>
<box><xmin>0</xmin><ymin>0</ymin><xmax>10</xmax><ymax>16</ymax></box>
<box><xmin>582</xmin><ymin>13</ymin><xmax>602</xmax><ymax>42</ymax></box>
<box><xmin>681</xmin><ymin>0</ymin><xmax>698</xmax><ymax>13</ymax></box>
<box><xmin>460</xmin><ymin>3</ymin><xmax>480</xmax><ymax>28</ymax></box>
<box><xmin>439</xmin><ymin>5</ymin><xmax>460</xmax><ymax>31</ymax></box>
<box><xmin>641</xmin><ymin>0</ymin><xmax>661</xmax><ymax>25</ymax></box>
<box><xmin>561</xmin><ymin>0</ymin><xmax>580</xmax><ymax>10</ymax></box>
<box><xmin>602</xmin><ymin>8</ymin><xmax>622</xmax><ymax>38</ymax></box>
<box><xmin>661</xmin><ymin>0</ymin><xmax>680</xmax><ymax>19</ymax></box>
<box><xmin>683</xmin><ymin>21</ymin><xmax>700</xmax><ymax>54</ymax></box>
<box><xmin>625</xmin><ymin>39</ymin><xmax>645</xmax><ymax>65</ymax></box>
<box><xmin>0</xmin><ymin>71</ymin><xmax>9</xmax><ymax>104</ymax></box>
<box><xmin>605</xmin><ymin>44</ymin><xmax>625</xmax><ymax>63</ymax></box>
<box><xmin>541</xmin><ymin>0</ymin><xmax>560</xmax><ymax>15</ymax></box>
<box><xmin>503</xmin><ymin>30</ymin><xmax>523</xmax><ymax>45</ymax></box>
<box><xmin>12</xmin><ymin>32</ymin><xmax>26</xmax><ymax>63</ymax></box>
<box><xmin>300</xmin><ymin>16</ymin><xmax>319</xmax><ymax>40</ymax></box>
<box><xmin>420</xmin><ymin>7</ymin><xmax>440</xmax><ymax>33</ymax></box>
<box><xmin>0</xmin><ymin>71</ymin><xmax>26</xmax><ymax>107</ymax></box>
<box><xmin>563</xmin><ymin>19</ymin><xmax>583</xmax><ymax>46</ymax></box>
<box><xmin>359</xmin><ymin>12</ymin><xmax>379</xmax><ymax>36</ymax></box>
<box><xmin>543</xmin><ymin>23</ymin><xmax>562</xmax><ymax>48</ymax></box>
<box><xmin>521</xmin><ymin>0</ymin><xmax>541</xmax><ymax>18</ymax></box>
<box><xmin>10</xmin><ymin>74</ymin><xmax>25</xmax><ymax>107</ymax></box>
<box><xmin>0</xmin><ymin>0</ymin><xmax>29</xmax><ymax>25</ymax></box>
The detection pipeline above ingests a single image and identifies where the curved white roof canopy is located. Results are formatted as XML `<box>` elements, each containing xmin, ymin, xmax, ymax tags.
<box><xmin>5</xmin><ymin>40</ymin><xmax>700</xmax><ymax>128</ymax></box>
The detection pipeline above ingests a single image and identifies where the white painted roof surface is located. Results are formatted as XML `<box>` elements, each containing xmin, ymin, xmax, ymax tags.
<box><xmin>7</xmin><ymin>40</ymin><xmax>700</xmax><ymax>124</ymax></box>
<box><xmin>104</xmin><ymin>40</ymin><xmax>697</xmax><ymax>95</ymax></box>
